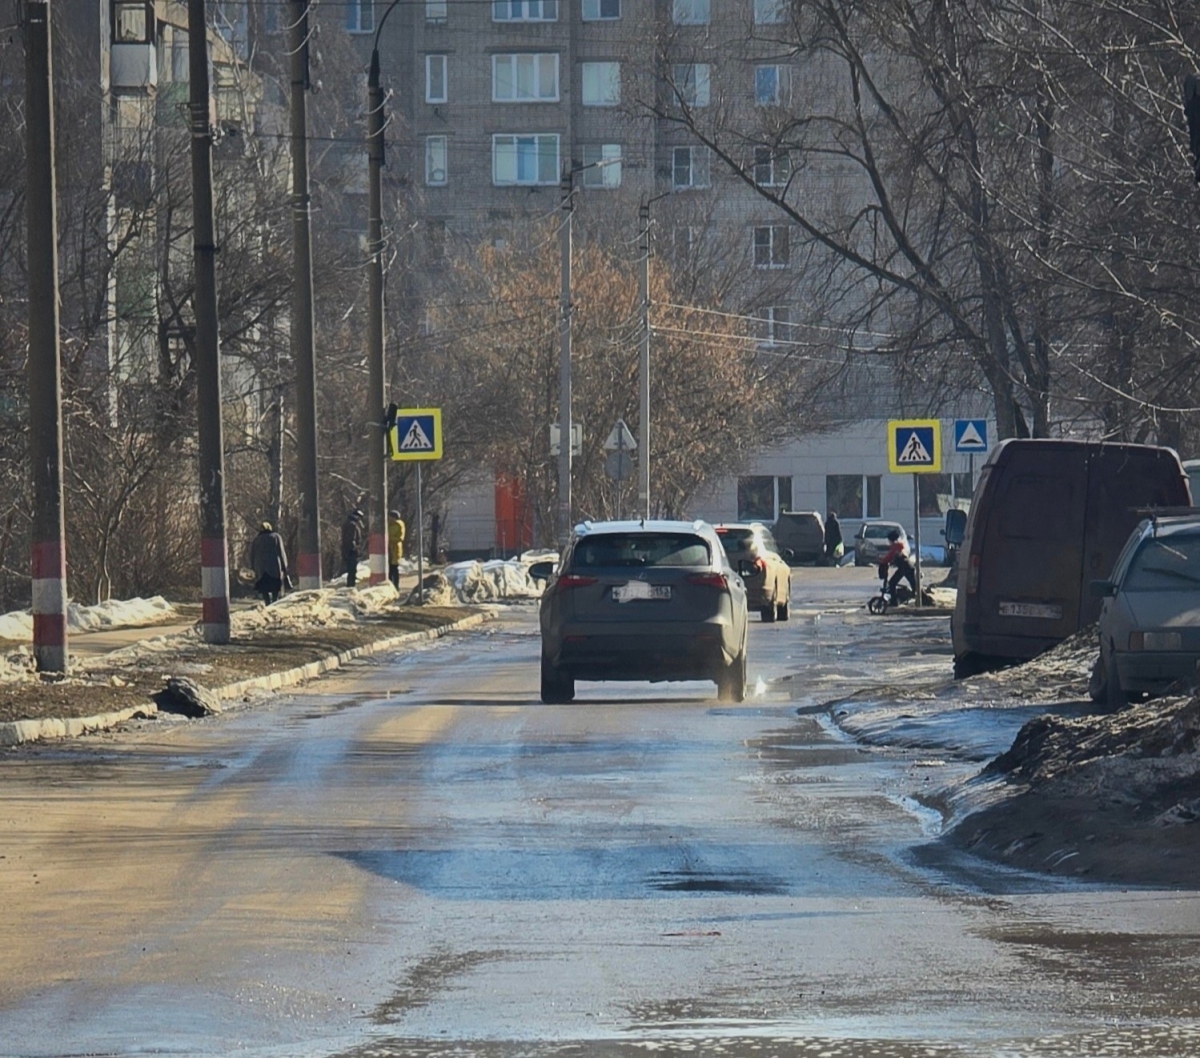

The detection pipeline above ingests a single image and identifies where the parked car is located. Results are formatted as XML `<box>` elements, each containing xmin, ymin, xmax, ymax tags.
<box><xmin>952</xmin><ymin>439</ymin><xmax>1191</xmax><ymax>677</ymax></box>
<box><xmin>772</xmin><ymin>511</ymin><xmax>826</xmax><ymax>565</ymax></box>
<box><xmin>1089</xmin><ymin>516</ymin><xmax>1200</xmax><ymax>707</ymax></box>
<box><xmin>539</xmin><ymin>520</ymin><xmax>749</xmax><ymax>704</ymax></box>
<box><xmin>853</xmin><ymin>522</ymin><xmax>907</xmax><ymax>567</ymax></box>
<box><xmin>714</xmin><ymin>523</ymin><xmax>792</xmax><ymax>622</ymax></box>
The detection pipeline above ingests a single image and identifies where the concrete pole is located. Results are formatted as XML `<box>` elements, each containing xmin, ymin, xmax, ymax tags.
<box><xmin>289</xmin><ymin>0</ymin><xmax>322</xmax><ymax>589</ymax></box>
<box><xmin>365</xmin><ymin>50</ymin><xmax>388</xmax><ymax>586</ymax></box>
<box><xmin>638</xmin><ymin>203</ymin><xmax>650</xmax><ymax>520</ymax></box>
<box><xmin>25</xmin><ymin>0</ymin><xmax>68</xmax><ymax>671</ymax></box>
<box><xmin>557</xmin><ymin>170</ymin><xmax>574</xmax><ymax>544</ymax></box>
<box><xmin>188</xmin><ymin>0</ymin><xmax>231</xmax><ymax>644</ymax></box>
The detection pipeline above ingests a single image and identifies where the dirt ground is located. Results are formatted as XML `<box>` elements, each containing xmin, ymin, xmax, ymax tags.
<box><xmin>0</xmin><ymin>606</ymin><xmax>474</xmax><ymax>726</ymax></box>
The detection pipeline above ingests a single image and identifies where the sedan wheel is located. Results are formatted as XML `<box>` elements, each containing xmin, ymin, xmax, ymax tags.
<box><xmin>1105</xmin><ymin>650</ymin><xmax>1127</xmax><ymax>710</ymax></box>
<box><xmin>776</xmin><ymin>598</ymin><xmax>789</xmax><ymax>621</ymax></box>
<box><xmin>760</xmin><ymin>604</ymin><xmax>776</xmax><ymax>623</ymax></box>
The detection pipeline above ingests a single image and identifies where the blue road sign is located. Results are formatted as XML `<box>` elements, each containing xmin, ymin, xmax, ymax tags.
<box><xmin>390</xmin><ymin>407</ymin><xmax>443</xmax><ymax>461</ymax></box>
<box><xmin>888</xmin><ymin>419</ymin><xmax>941</xmax><ymax>473</ymax></box>
<box><xmin>953</xmin><ymin>419</ymin><xmax>988</xmax><ymax>453</ymax></box>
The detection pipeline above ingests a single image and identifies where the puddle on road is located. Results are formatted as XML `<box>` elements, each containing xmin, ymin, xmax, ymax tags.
<box><xmin>649</xmin><ymin>868</ymin><xmax>787</xmax><ymax>895</ymax></box>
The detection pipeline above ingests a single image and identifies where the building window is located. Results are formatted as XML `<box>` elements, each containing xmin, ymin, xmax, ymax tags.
<box><xmin>755</xmin><ymin>64</ymin><xmax>790</xmax><ymax>105</ymax></box>
<box><xmin>673</xmin><ymin>0</ymin><xmax>710</xmax><ymax>24</ymax></box>
<box><xmin>754</xmin><ymin>147</ymin><xmax>790</xmax><ymax>187</ymax></box>
<box><xmin>753</xmin><ymin>225</ymin><xmax>789</xmax><ymax>268</ymax></box>
<box><xmin>582</xmin><ymin>0</ymin><xmax>620</xmax><ymax>19</ymax></box>
<box><xmin>672</xmin><ymin>146</ymin><xmax>710</xmax><ymax>189</ymax></box>
<box><xmin>754</xmin><ymin>0</ymin><xmax>785</xmax><ymax>23</ymax></box>
<box><xmin>826</xmin><ymin>475</ymin><xmax>882</xmax><ymax>519</ymax></box>
<box><xmin>493</xmin><ymin>133</ymin><xmax>560</xmax><ymax>185</ymax></box>
<box><xmin>672</xmin><ymin>64</ymin><xmax>711</xmax><ymax>107</ymax></box>
<box><xmin>757</xmin><ymin>306</ymin><xmax>790</xmax><ymax>346</ymax></box>
<box><xmin>112</xmin><ymin>1</ymin><xmax>152</xmax><ymax>43</ymax></box>
<box><xmin>918</xmin><ymin>473</ymin><xmax>973</xmax><ymax>517</ymax></box>
<box><xmin>493</xmin><ymin>54</ymin><xmax>559</xmax><ymax>102</ymax></box>
<box><xmin>426</xmin><ymin>55</ymin><xmax>448</xmax><ymax>103</ymax></box>
<box><xmin>581</xmin><ymin>144</ymin><xmax>622</xmax><ymax>188</ymax></box>
<box><xmin>346</xmin><ymin>0</ymin><xmax>375</xmax><ymax>33</ymax></box>
<box><xmin>493</xmin><ymin>0</ymin><xmax>558</xmax><ymax>21</ymax></box>
<box><xmin>737</xmin><ymin>476</ymin><xmax>791</xmax><ymax>521</ymax></box>
<box><xmin>427</xmin><ymin>0</ymin><xmax>448</xmax><ymax>20</ymax></box>
<box><xmin>582</xmin><ymin>62</ymin><xmax>620</xmax><ymax>106</ymax></box>
<box><xmin>425</xmin><ymin>136</ymin><xmax>448</xmax><ymax>185</ymax></box>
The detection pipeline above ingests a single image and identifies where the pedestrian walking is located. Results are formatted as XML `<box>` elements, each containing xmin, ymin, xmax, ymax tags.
<box><xmin>341</xmin><ymin>508</ymin><xmax>365</xmax><ymax>588</ymax></box>
<box><xmin>249</xmin><ymin>521</ymin><xmax>289</xmax><ymax>605</ymax></box>
<box><xmin>824</xmin><ymin>510</ymin><xmax>844</xmax><ymax>566</ymax></box>
<box><xmin>387</xmin><ymin>509</ymin><xmax>406</xmax><ymax>590</ymax></box>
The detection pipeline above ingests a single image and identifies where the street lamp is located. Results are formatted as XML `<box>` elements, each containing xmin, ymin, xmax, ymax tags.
<box><xmin>637</xmin><ymin>191</ymin><xmax>669</xmax><ymax>519</ymax></box>
<box><xmin>364</xmin><ymin>0</ymin><xmax>403</xmax><ymax>585</ymax></box>
<box><xmin>557</xmin><ymin>156</ymin><xmax>624</xmax><ymax>544</ymax></box>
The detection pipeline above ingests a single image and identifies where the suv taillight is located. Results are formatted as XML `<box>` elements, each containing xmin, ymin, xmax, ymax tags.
<box><xmin>687</xmin><ymin>572</ymin><xmax>729</xmax><ymax>591</ymax></box>
<box><xmin>556</xmin><ymin>574</ymin><xmax>597</xmax><ymax>591</ymax></box>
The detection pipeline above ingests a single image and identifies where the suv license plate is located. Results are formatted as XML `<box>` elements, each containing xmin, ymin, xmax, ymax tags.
<box><xmin>612</xmin><ymin>582</ymin><xmax>671</xmax><ymax>603</ymax></box>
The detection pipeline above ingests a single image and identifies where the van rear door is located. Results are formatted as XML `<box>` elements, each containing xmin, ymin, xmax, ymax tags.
<box><xmin>1080</xmin><ymin>447</ymin><xmax>1191</xmax><ymax>624</ymax></box>
<box><xmin>977</xmin><ymin>447</ymin><xmax>1086</xmax><ymax>645</ymax></box>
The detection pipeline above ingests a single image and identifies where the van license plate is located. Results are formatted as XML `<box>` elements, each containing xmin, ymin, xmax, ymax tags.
<box><xmin>998</xmin><ymin>600</ymin><xmax>1062</xmax><ymax>619</ymax></box>
<box><xmin>613</xmin><ymin>582</ymin><xmax>671</xmax><ymax>603</ymax></box>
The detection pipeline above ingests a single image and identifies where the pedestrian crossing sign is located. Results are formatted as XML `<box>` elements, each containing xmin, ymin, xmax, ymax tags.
<box><xmin>888</xmin><ymin>419</ymin><xmax>941</xmax><ymax>474</ymax></box>
<box><xmin>390</xmin><ymin>408</ymin><xmax>443</xmax><ymax>462</ymax></box>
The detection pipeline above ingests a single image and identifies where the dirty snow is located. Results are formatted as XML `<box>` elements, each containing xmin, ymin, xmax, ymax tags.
<box><xmin>444</xmin><ymin>559</ymin><xmax>543</xmax><ymax>602</ymax></box>
<box><xmin>0</xmin><ymin>596</ymin><xmax>176</xmax><ymax>642</ymax></box>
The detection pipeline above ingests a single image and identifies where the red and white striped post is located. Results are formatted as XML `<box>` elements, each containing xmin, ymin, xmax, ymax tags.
<box><xmin>26</xmin><ymin>0</ymin><xmax>68</xmax><ymax>672</ymax></box>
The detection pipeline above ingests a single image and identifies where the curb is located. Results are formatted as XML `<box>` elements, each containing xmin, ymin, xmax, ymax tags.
<box><xmin>0</xmin><ymin>610</ymin><xmax>494</xmax><ymax>748</ymax></box>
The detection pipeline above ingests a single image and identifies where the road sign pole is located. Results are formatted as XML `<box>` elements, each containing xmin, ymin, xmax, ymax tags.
<box><xmin>416</xmin><ymin>463</ymin><xmax>425</xmax><ymax>605</ymax></box>
<box><xmin>912</xmin><ymin>476</ymin><xmax>922</xmax><ymax>609</ymax></box>
<box><xmin>969</xmin><ymin>452</ymin><xmax>975</xmax><ymax>489</ymax></box>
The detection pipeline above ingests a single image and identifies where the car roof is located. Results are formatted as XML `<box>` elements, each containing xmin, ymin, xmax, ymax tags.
<box><xmin>863</xmin><ymin>521</ymin><xmax>903</xmax><ymax>529</ymax></box>
<box><xmin>572</xmin><ymin>518</ymin><xmax>716</xmax><ymax>537</ymax></box>
<box><xmin>1150</xmin><ymin>515</ymin><xmax>1200</xmax><ymax>537</ymax></box>
<box><xmin>713</xmin><ymin>522</ymin><xmax>766</xmax><ymax>531</ymax></box>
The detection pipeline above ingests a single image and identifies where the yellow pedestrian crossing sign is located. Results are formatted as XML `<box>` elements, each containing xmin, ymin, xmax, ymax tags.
<box><xmin>888</xmin><ymin>419</ymin><xmax>941</xmax><ymax>473</ymax></box>
<box><xmin>390</xmin><ymin>407</ymin><xmax>443</xmax><ymax>462</ymax></box>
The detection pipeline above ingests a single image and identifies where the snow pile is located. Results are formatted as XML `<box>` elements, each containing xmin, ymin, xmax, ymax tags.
<box><xmin>0</xmin><ymin>596</ymin><xmax>176</xmax><ymax>642</ymax></box>
<box><xmin>444</xmin><ymin>559</ymin><xmax>542</xmax><ymax>602</ymax></box>
<box><xmin>230</xmin><ymin>584</ymin><xmax>398</xmax><ymax>635</ymax></box>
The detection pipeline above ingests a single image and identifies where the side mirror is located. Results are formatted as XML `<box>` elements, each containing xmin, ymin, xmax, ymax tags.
<box><xmin>783</xmin><ymin>549</ymin><xmax>795</xmax><ymax>562</ymax></box>
<box><xmin>1089</xmin><ymin>579</ymin><xmax>1117</xmax><ymax>599</ymax></box>
<box><xmin>737</xmin><ymin>559</ymin><xmax>756</xmax><ymax>577</ymax></box>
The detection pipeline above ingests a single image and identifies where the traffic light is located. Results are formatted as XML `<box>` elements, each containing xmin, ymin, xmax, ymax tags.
<box><xmin>1185</xmin><ymin>75</ymin><xmax>1200</xmax><ymax>184</ymax></box>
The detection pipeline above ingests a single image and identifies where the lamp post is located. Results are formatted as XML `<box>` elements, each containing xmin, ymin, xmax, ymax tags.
<box><xmin>365</xmin><ymin>1</ymin><xmax>404</xmax><ymax>585</ymax></box>
<box><xmin>637</xmin><ymin>192</ymin><xmax>669</xmax><ymax>520</ymax></box>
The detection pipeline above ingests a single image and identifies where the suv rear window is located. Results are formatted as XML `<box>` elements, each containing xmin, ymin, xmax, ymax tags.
<box><xmin>572</xmin><ymin>533</ymin><xmax>711</xmax><ymax>569</ymax></box>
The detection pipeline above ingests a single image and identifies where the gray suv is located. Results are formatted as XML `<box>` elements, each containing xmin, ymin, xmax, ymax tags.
<box><xmin>539</xmin><ymin>520</ymin><xmax>749</xmax><ymax>704</ymax></box>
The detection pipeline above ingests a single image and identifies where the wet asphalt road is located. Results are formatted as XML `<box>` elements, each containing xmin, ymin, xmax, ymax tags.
<box><xmin>3</xmin><ymin>568</ymin><xmax>1200</xmax><ymax>1057</ymax></box>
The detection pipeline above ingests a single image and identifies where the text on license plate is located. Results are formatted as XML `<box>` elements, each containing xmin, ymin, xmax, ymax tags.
<box><xmin>998</xmin><ymin>600</ymin><xmax>1063</xmax><ymax>619</ymax></box>
<box><xmin>612</xmin><ymin>582</ymin><xmax>671</xmax><ymax>603</ymax></box>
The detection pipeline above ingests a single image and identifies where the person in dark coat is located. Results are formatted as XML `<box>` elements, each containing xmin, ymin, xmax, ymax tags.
<box><xmin>249</xmin><ymin>522</ymin><xmax>289</xmax><ymax>605</ymax></box>
<box><xmin>341</xmin><ymin>508</ymin><xmax>365</xmax><ymax>588</ymax></box>
<box><xmin>824</xmin><ymin>510</ymin><xmax>844</xmax><ymax>565</ymax></box>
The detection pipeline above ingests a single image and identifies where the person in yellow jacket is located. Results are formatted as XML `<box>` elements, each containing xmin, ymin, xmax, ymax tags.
<box><xmin>387</xmin><ymin>509</ymin><xmax>406</xmax><ymax>590</ymax></box>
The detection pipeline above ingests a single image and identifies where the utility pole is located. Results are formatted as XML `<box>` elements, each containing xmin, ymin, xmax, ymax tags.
<box><xmin>365</xmin><ymin>19</ymin><xmax>397</xmax><ymax>586</ymax></box>
<box><xmin>290</xmin><ymin>0</ymin><xmax>322</xmax><ymax>588</ymax></box>
<box><xmin>638</xmin><ymin>202</ymin><xmax>651</xmax><ymax>520</ymax></box>
<box><xmin>25</xmin><ymin>0</ymin><xmax>68</xmax><ymax>671</ymax></box>
<box><xmin>189</xmin><ymin>0</ymin><xmax>231</xmax><ymax>644</ymax></box>
<box><xmin>557</xmin><ymin>169</ymin><xmax>574</xmax><ymax>544</ymax></box>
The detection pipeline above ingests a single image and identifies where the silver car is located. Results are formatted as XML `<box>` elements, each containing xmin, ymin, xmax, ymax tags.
<box><xmin>854</xmin><ymin>521</ymin><xmax>907</xmax><ymax>566</ymax></box>
<box><xmin>539</xmin><ymin>519</ymin><xmax>749</xmax><ymax>704</ymax></box>
<box><xmin>1091</xmin><ymin>515</ymin><xmax>1200</xmax><ymax>706</ymax></box>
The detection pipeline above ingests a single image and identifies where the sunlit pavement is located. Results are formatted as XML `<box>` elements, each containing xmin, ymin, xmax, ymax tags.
<box><xmin>3</xmin><ymin>566</ymin><xmax>1200</xmax><ymax>1058</ymax></box>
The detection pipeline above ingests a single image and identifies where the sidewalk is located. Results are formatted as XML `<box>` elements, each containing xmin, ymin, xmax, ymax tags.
<box><xmin>0</xmin><ymin>585</ymin><xmax>491</xmax><ymax>746</ymax></box>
